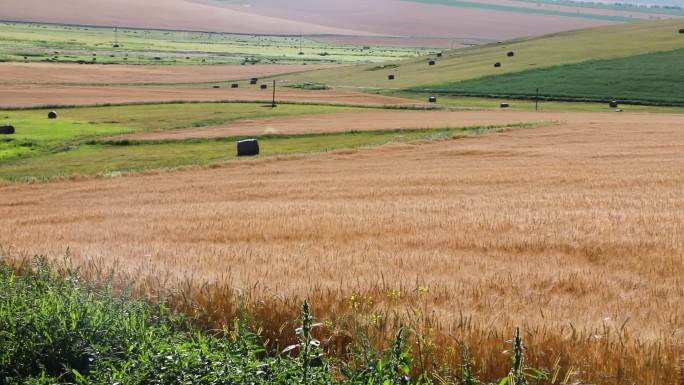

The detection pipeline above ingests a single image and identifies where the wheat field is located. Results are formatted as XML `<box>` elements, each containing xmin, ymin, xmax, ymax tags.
<box><xmin>1</xmin><ymin>112</ymin><xmax>683</xmax><ymax>384</ymax></box>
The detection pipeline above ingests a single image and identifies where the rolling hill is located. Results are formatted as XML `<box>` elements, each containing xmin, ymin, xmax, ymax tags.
<box><xmin>416</xmin><ymin>48</ymin><xmax>684</xmax><ymax>105</ymax></box>
<box><xmin>0</xmin><ymin>0</ymin><xmax>638</xmax><ymax>47</ymax></box>
<box><xmin>277</xmin><ymin>19</ymin><xmax>684</xmax><ymax>94</ymax></box>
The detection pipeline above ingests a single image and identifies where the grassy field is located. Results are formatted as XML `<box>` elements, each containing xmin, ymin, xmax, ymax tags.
<box><xmin>410</xmin><ymin>48</ymin><xmax>684</xmax><ymax>105</ymax></box>
<box><xmin>277</xmin><ymin>19</ymin><xmax>684</xmax><ymax>89</ymax></box>
<box><xmin>0</xmin><ymin>258</ymin><xmax>560</xmax><ymax>385</ymax></box>
<box><xmin>0</xmin><ymin>103</ymin><xmax>366</xmax><ymax>161</ymax></box>
<box><xmin>0</xmin><ymin>22</ymin><xmax>433</xmax><ymax>66</ymax></box>
<box><xmin>386</xmin><ymin>91</ymin><xmax>684</xmax><ymax>112</ymax></box>
<box><xmin>0</xmin><ymin>124</ymin><xmax>527</xmax><ymax>181</ymax></box>
<box><xmin>0</xmin><ymin>101</ymin><xmax>535</xmax><ymax>180</ymax></box>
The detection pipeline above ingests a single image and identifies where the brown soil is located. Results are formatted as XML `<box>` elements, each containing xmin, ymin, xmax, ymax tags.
<box><xmin>0</xmin><ymin>84</ymin><xmax>424</xmax><ymax>108</ymax></box>
<box><xmin>117</xmin><ymin>110</ymin><xmax>679</xmax><ymax>140</ymax></box>
<box><xmin>0</xmin><ymin>63</ymin><xmax>336</xmax><ymax>85</ymax></box>
<box><xmin>0</xmin><ymin>0</ymin><xmax>368</xmax><ymax>36</ymax></box>
<box><xmin>1</xmin><ymin>0</ymin><xmax>615</xmax><ymax>45</ymax></box>
<box><xmin>212</xmin><ymin>0</ymin><xmax>616</xmax><ymax>40</ymax></box>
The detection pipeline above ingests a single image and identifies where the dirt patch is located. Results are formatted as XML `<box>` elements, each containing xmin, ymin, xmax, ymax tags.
<box><xmin>0</xmin><ymin>0</ymin><xmax>369</xmax><ymax>36</ymax></box>
<box><xmin>0</xmin><ymin>63</ymin><xmax>337</xmax><ymax>85</ymax></box>
<box><xmin>2</xmin><ymin>0</ymin><xmax>615</xmax><ymax>45</ymax></box>
<box><xmin>116</xmin><ymin>110</ymin><xmax>683</xmax><ymax>140</ymax></box>
<box><xmin>211</xmin><ymin>0</ymin><xmax>616</xmax><ymax>40</ymax></box>
<box><xmin>0</xmin><ymin>84</ymin><xmax>425</xmax><ymax>108</ymax></box>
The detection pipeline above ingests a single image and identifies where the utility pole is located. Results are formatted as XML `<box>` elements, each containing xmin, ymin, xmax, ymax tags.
<box><xmin>535</xmin><ymin>88</ymin><xmax>540</xmax><ymax>111</ymax></box>
<box><xmin>272</xmin><ymin>80</ymin><xmax>277</xmax><ymax>108</ymax></box>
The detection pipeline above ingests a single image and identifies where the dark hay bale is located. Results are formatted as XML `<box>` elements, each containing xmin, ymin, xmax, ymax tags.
<box><xmin>231</xmin><ymin>83</ymin><xmax>239</xmax><ymax>88</ymax></box>
<box><xmin>388</xmin><ymin>74</ymin><xmax>395</xmax><ymax>80</ymax></box>
<box><xmin>0</xmin><ymin>125</ymin><xmax>15</xmax><ymax>135</ymax></box>
<box><xmin>428</xmin><ymin>96</ymin><xmax>437</xmax><ymax>103</ymax></box>
<box><xmin>494</xmin><ymin>62</ymin><xmax>501</xmax><ymax>68</ymax></box>
<box><xmin>679</xmin><ymin>28</ymin><xmax>684</xmax><ymax>34</ymax></box>
<box><xmin>428</xmin><ymin>60</ymin><xmax>436</xmax><ymax>66</ymax></box>
<box><xmin>48</xmin><ymin>111</ymin><xmax>58</xmax><ymax>119</ymax></box>
<box><xmin>500</xmin><ymin>103</ymin><xmax>509</xmax><ymax>108</ymax></box>
<box><xmin>507</xmin><ymin>51</ymin><xmax>515</xmax><ymax>57</ymax></box>
<box><xmin>260</xmin><ymin>84</ymin><xmax>268</xmax><ymax>90</ymax></box>
<box><xmin>237</xmin><ymin>139</ymin><xmax>259</xmax><ymax>156</ymax></box>
<box><xmin>609</xmin><ymin>100</ymin><xmax>619</xmax><ymax>108</ymax></box>
<box><xmin>212</xmin><ymin>85</ymin><xmax>220</xmax><ymax>89</ymax></box>
<box><xmin>250</xmin><ymin>78</ymin><xmax>259</xmax><ymax>85</ymax></box>
<box><xmin>437</xmin><ymin>52</ymin><xmax>443</xmax><ymax>57</ymax></box>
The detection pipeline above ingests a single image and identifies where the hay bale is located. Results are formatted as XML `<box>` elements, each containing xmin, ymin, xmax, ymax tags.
<box><xmin>250</xmin><ymin>78</ymin><xmax>259</xmax><ymax>85</ymax></box>
<box><xmin>428</xmin><ymin>96</ymin><xmax>437</xmax><ymax>103</ymax></box>
<box><xmin>500</xmin><ymin>103</ymin><xmax>509</xmax><ymax>108</ymax></box>
<box><xmin>237</xmin><ymin>139</ymin><xmax>259</xmax><ymax>156</ymax></box>
<box><xmin>609</xmin><ymin>100</ymin><xmax>619</xmax><ymax>108</ymax></box>
<box><xmin>212</xmin><ymin>85</ymin><xmax>220</xmax><ymax>89</ymax></box>
<box><xmin>260</xmin><ymin>84</ymin><xmax>268</xmax><ymax>90</ymax></box>
<box><xmin>436</xmin><ymin>52</ymin><xmax>443</xmax><ymax>57</ymax></box>
<box><xmin>507</xmin><ymin>51</ymin><xmax>515</xmax><ymax>57</ymax></box>
<box><xmin>494</xmin><ymin>62</ymin><xmax>502</xmax><ymax>68</ymax></box>
<box><xmin>231</xmin><ymin>83</ymin><xmax>239</xmax><ymax>88</ymax></box>
<box><xmin>388</xmin><ymin>74</ymin><xmax>395</xmax><ymax>80</ymax></box>
<box><xmin>0</xmin><ymin>125</ymin><xmax>15</xmax><ymax>135</ymax></box>
<box><xmin>48</xmin><ymin>111</ymin><xmax>58</xmax><ymax>119</ymax></box>
<box><xmin>428</xmin><ymin>60</ymin><xmax>436</xmax><ymax>66</ymax></box>
<box><xmin>679</xmin><ymin>28</ymin><xmax>684</xmax><ymax>34</ymax></box>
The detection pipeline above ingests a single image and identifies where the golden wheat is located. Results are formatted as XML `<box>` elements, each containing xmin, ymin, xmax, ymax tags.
<box><xmin>1</xmin><ymin>112</ymin><xmax>683</xmax><ymax>384</ymax></box>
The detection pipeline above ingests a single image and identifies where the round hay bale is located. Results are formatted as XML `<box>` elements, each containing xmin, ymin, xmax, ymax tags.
<box><xmin>250</xmin><ymin>78</ymin><xmax>259</xmax><ymax>85</ymax></box>
<box><xmin>679</xmin><ymin>28</ymin><xmax>684</xmax><ymax>34</ymax></box>
<box><xmin>48</xmin><ymin>111</ymin><xmax>58</xmax><ymax>119</ymax></box>
<box><xmin>388</xmin><ymin>74</ymin><xmax>395</xmax><ymax>80</ymax></box>
<box><xmin>436</xmin><ymin>52</ymin><xmax>443</xmax><ymax>58</ymax></box>
<box><xmin>231</xmin><ymin>83</ymin><xmax>239</xmax><ymax>88</ymax></box>
<box><xmin>237</xmin><ymin>139</ymin><xmax>260</xmax><ymax>157</ymax></box>
<box><xmin>494</xmin><ymin>62</ymin><xmax>501</xmax><ymax>68</ymax></box>
<box><xmin>0</xmin><ymin>125</ymin><xmax>15</xmax><ymax>135</ymax></box>
<box><xmin>500</xmin><ymin>102</ymin><xmax>509</xmax><ymax>108</ymax></box>
<box><xmin>212</xmin><ymin>85</ymin><xmax>221</xmax><ymax>89</ymax></box>
<box><xmin>609</xmin><ymin>100</ymin><xmax>619</xmax><ymax>108</ymax></box>
<box><xmin>428</xmin><ymin>96</ymin><xmax>437</xmax><ymax>103</ymax></box>
<box><xmin>507</xmin><ymin>51</ymin><xmax>515</xmax><ymax>57</ymax></box>
<box><xmin>428</xmin><ymin>60</ymin><xmax>436</xmax><ymax>66</ymax></box>
<box><xmin>260</xmin><ymin>84</ymin><xmax>268</xmax><ymax>90</ymax></box>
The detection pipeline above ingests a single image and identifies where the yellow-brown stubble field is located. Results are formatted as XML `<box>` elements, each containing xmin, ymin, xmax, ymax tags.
<box><xmin>1</xmin><ymin>113</ymin><xmax>683</xmax><ymax>384</ymax></box>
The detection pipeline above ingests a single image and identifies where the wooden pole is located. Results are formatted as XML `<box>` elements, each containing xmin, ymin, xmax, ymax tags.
<box><xmin>535</xmin><ymin>88</ymin><xmax>539</xmax><ymax>111</ymax></box>
<box><xmin>272</xmin><ymin>80</ymin><xmax>276</xmax><ymax>108</ymax></box>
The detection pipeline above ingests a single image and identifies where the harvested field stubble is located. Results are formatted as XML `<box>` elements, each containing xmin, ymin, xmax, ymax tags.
<box><xmin>1</xmin><ymin>115</ymin><xmax>684</xmax><ymax>384</ymax></box>
<box><xmin>0</xmin><ymin>85</ymin><xmax>424</xmax><ymax>109</ymax></box>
